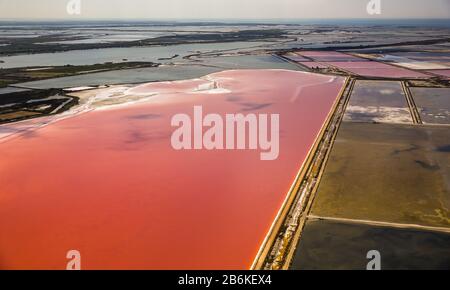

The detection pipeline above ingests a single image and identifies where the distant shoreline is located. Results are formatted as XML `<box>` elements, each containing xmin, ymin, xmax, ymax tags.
<box><xmin>0</xmin><ymin>18</ymin><xmax>450</xmax><ymax>28</ymax></box>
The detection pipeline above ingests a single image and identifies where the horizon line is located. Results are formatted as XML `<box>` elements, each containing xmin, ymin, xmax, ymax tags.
<box><xmin>0</xmin><ymin>17</ymin><xmax>449</xmax><ymax>22</ymax></box>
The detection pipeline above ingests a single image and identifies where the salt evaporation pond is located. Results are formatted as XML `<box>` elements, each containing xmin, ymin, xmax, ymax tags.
<box><xmin>0</xmin><ymin>69</ymin><xmax>345</xmax><ymax>269</ymax></box>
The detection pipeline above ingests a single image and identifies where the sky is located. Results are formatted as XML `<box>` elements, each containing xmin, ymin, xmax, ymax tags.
<box><xmin>0</xmin><ymin>0</ymin><xmax>449</xmax><ymax>20</ymax></box>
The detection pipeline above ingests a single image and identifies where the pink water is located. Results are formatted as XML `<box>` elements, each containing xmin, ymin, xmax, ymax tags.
<box><xmin>0</xmin><ymin>70</ymin><xmax>345</xmax><ymax>269</ymax></box>
<box><xmin>325</xmin><ymin>61</ymin><xmax>429</xmax><ymax>78</ymax></box>
<box><xmin>298</xmin><ymin>62</ymin><xmax>331</xmax><ymax>69</ymax></box>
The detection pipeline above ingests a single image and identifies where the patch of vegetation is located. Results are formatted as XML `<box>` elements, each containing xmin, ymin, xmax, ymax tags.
<box><xmin>407</xmin><ymin>78</ymin><xmax>450</xmax><ymax>88</ymax></box>
<box><xmin>0</xmin><ymin>62</ymin><xmax>158</xmax><ymax>86</ymax></box>
<box><xmin>0</xmin><ymin>79</ymin><xmax>8</xmax><ymax>88</ymax></box>
<box><xmin>0</xmin><ymin>29</ymin><xmax>288</xmax><ymax>56</ymax></box>
<box><xmin>0</xmin><ymin>89</ymin><xmax>79</xmax><ymax>124</ymax></box>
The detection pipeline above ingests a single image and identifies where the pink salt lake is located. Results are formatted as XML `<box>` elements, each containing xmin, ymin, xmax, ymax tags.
<box><xmin>0</xmin><ymin>70</ymin><xmax>345</xmax><ymax>269</ymax></box>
